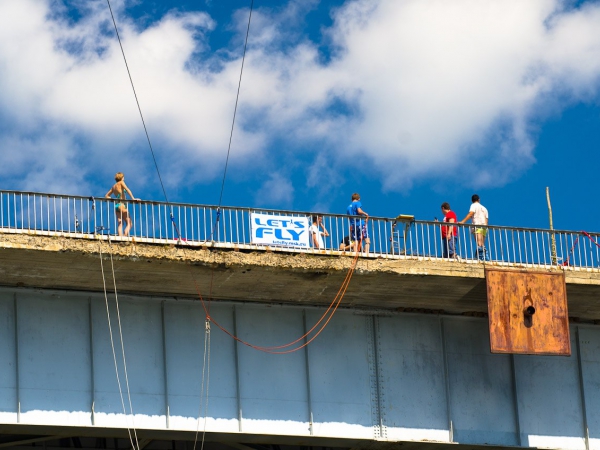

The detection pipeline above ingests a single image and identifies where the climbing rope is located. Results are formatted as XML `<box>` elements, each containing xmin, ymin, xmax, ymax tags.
<box><xmin>193</xmin><ymin>319</ymin><xmax>211</xmax><ymax>450</ymax></box>
<box><xmin>582</xmin><ymin>231</ymin><xmax>600</xmax><ymax>248</ymax></box>
<box><xmin>106</xmin><ymin>237</ymin><xmax>140</xmax><ymax>450</ymax></box>
<box><xmin>181</xmin><ymin>239</ymin><xmax>363</xmax><ymax>354</ymax></box>
<box><xmin>105</xmin><ymin>0</ymin><xmax>170</xmax><ymax>206</ymax></box>
<box><xmin>97</xmin><ymin>235</ymin><xmax>140</xmax><ymax>450</ymax></box>
<box><xmin>217</xmin><ymin>0</ymin><xmax>254</xmax><ymax>209</ymax></box>
<box><xmin>99</xmin><ymin>3</ymin><xmax>362</xmax><ymax>450</ymax></box>
<box><xmin>102</xmin><ymin>6</ymin><xmax>363</xmax><ymax>448</ymax></box>
<box><xmin>104</xmin><ymin>0</ymin><xmax>355</xmax><ymax>352</ymax></box>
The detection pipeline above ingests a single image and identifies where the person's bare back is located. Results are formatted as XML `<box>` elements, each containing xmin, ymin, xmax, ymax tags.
<box><xmin>105</xmin><ymin>172</ymin><xmax>139</xmax><ymax>236</ymax></box>
<box><xmin>108</xmin><ymin>181</ymin><xmax>126</xmax><ymax>198</ymax></box>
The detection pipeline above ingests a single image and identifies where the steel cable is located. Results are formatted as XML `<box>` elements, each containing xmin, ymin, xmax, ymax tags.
<box><xmin>105</xmin><ymin>0</ymin><xmax>170</xmax><ymax>207</ymax></box>
<box><xmin>104</xmin><ymin>0</ymin><xmax>357</xmax><ymax>354</ymax></box>
<box><xmin>97</xmin><ymin>236</ymin><xmax>140</xmax><ymax>450</ymax></box>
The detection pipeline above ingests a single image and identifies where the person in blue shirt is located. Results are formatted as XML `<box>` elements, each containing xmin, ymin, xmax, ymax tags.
<box><xmin>347</xmin><ymin>193</ymin><xmax>370</xmax><ymax>254</ymax></box>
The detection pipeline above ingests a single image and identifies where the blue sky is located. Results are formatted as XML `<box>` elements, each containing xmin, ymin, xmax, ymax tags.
<box><xmin>0</xmin><ymin>0</ymin><xmax>599</xmax><ymax>231</ymax></box>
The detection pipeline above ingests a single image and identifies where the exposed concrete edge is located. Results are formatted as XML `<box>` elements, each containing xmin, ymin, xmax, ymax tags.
<box><xmin>0</xmin><ymin>232</ymin><xmax>483</xmax><ymax>277</ymax></box>
<box><xmin>1</xmin><ymin>231</ymin><xmax>599</xmax><ymax>285</ymax></box>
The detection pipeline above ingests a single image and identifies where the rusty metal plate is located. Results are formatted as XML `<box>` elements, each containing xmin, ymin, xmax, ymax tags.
<box><xmin>485</xmin><ymin>269</ymin><xmax>570</xmax><ymax>356</ymax></box>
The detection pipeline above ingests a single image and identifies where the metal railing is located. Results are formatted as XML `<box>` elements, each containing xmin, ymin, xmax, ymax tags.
<box><xmin>0</xmin><ymin>190</ymin><xmax>599</xmax><ymax>270</ymax></box>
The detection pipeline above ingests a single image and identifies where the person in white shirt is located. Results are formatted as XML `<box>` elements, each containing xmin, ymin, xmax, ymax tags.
<box><xmin>310</xmin><ymin>215</ymin><xmax>329</xmax><ymax>249</ymax></box>
<box><xmin>460</xmin><ymin>194</ymin><xmax>489</xmax><ymax>261</ymax></box>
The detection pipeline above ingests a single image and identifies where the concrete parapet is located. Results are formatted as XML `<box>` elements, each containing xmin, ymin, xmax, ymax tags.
<box><xmin>1</xmin><ymin>232</ymin><xmax>600</xmax><ymax>320</ymax></box>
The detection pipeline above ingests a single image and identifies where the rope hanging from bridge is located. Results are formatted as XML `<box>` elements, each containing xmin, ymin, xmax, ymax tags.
<box><xmin>183</xmin><ymin>243</ymin><xmax>362</xmax><ymax>354</ymax></box>
<box><xmin>103</xmin><ymin>0</ymin><xmax>357</xmax><ymax>354</ymax></box>
<box><xmin>98</xmin><ymin>2</ymin><xmax>364</xmax><ymax>449</ymax></box>
<box><xmin>193</xmin><ymin>319</ymin><xmax>211</xmax><ymax>450</ymax></box>
<box><xmin>105</xmin><ymin>0</ymin><xmax>170</xmax><ymax>210</ymax></box>
<box><xmin>94</xmin><ymin>0</ymin><xmax>366</xmax><ymax>445</ymax></box>
<box><xmin>96</xmin><ymin>234</ymin><xmax>141</xmax><ymax>450</ymax></box>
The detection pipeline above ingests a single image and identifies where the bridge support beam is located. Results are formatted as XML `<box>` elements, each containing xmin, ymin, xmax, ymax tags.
<box><xmin>0</xmin><ymin>286</ymin><xmax>599</xmax><ymax>449</ymax></box>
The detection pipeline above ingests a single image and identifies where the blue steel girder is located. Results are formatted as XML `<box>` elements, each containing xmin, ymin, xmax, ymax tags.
<box><xmin>0</xmin><ymin>286</ymin><xmax>598</xmax><ymax>450</ymax></box>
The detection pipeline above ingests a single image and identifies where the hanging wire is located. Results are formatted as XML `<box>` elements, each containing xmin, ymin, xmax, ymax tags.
<box><xmin>105</xmin><ymin>0</ymin><xmax>170</xmax><ymax>206</ymax></box>
<box><xmin>99</xmin><ymin>2</ymin><xmax>359</xmax><ymax>450</ymax></box>
<box><xmin>103</xmin><ymin>0</ymin><xmax>354</xmax><ymax>353</ymax></box>
<box><xmin>217</xmin><ymin>0</ymin><xmax>254</xmax><ymax>209</ymax></box>
<box><xmin>185</xmin><ymin>244</ymin><xmax>362</xmax><ymax>354</ymax></box>
<box><xmin>106</xmin><ymin>238</ymin><xmax>141</xmax><ymax>450</ymax></box>
<box><xmin>193</xmin><ymin>319</ymin><xmax>212</xmax><ymax>450</ymax></box>
<box><xmin>97</xmin><ymin>236</ymin><xmax>140</xmax><ymax>450</ymax></box>
<box><xmin>106</xmin><ymin>0</ymin><xmax>254</xmax><ymax>221</ymax></box>
<box><xmin>206</xmin><ymin>0</ymin><xmax>255</xmax><ymax>273</ymax></box>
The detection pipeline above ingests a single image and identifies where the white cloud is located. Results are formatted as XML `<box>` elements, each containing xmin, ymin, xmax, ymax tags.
<box><xmin>0</xmin><ymin>0</ymin><xmax>264</xmax><ymax>193</ymax></box>
<box><xmin>324</xmin><ymin>0</ymin><xmax>600</xmax><ymax>187</ymax></box>
<box><xmin>0</xmin><ymin>0</ymin><xmax>600</xmax><ymax>199</ymax></box>
<box><xmin>254</xmin><ymin>173</ymin><xmax>295</xmax><ymax>206</ymax></box>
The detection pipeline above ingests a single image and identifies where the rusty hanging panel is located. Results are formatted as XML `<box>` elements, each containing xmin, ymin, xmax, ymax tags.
<box><xmin>485</xmin><ymin>268</ymin><xmax>570</xmax><ymax>356</ymax></box>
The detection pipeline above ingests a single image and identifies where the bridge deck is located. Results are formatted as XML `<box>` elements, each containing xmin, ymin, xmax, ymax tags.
<box><xmin>2</xmin><ymin>231</ymin><xmax>600</xmax><ymax>449</ymax></box>
<box><xmin>1</xmin><ymin>231</ymin><xmax>600</xmax><ymax>320</ymax></box>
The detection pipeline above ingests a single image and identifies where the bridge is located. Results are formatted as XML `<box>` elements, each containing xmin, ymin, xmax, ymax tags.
<box><xmin>1</xmin><ymin>190</ymin><xmax>600</xmax><ymax>450</ymax></box>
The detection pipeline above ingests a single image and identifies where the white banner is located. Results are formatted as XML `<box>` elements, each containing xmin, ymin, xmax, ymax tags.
<box><xmin>250</xmin><ymin>213</ymin><xmax>310</xmax><ymax>248</ymax></box>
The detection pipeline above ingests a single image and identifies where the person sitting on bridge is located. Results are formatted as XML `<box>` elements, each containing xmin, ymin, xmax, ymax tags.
<box><xmin>339</xmin><ymin>235</ymin><xmax>354</xmax><ymax>251</ymax></box>
<box><xmin>105</xmin><ymin>172</ymin><xmax>140</xmax><ymax>237</ymax></box>
<box><xmin>310</xmin><ymin>215</ymin><xmax>329</xmax><ymax>249</ymax></box>
<box><xmin>347</xmin><ymin>193</ymin><xmax>370</xmax><ymax>254</ymax></box>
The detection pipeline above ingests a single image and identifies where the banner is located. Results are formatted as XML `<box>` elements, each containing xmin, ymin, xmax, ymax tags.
<box><xmin>250</xmin><ymin>213</ymin><xmax>310</xmax><ymax>248</ymax></box>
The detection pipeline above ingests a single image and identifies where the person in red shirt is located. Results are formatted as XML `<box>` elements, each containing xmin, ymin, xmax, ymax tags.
<box><xmin>441</xmin><ymin>202</ymin><xmax>458</xmax><ymax>259</ymax></box>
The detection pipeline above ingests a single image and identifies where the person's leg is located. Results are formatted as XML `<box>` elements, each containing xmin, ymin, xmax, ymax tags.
<box><xmin>123</xmin><ymin>209</ymin><xmax>132</xmax><ymax>236</ymax></box>
<box><xmin>342</xmin><ymin>237</ymin><xmax>351</xmax><ymax>251</ymax></box>
<box><xmin>472</xmin><ymin>229</ymin><xmax>482</xmax><ymax>260</ymax></box>
<box><xmin>448</xmin><ymin>236</ymin><xmax>456</xmax><ymax>257</ymax></box>
<box><xmin>482</xmin><ymin>232</ymin><xmax>489</xmax><ymax>260</ymax></box>
<box><xmin>452</xmin><ymin>236</ymin><xmax>458</xmax><ymax>258</ymax></box>
<box><xmin>475</xmin><ymin>230</ymin><xmax>488</xmax><ymax>260</ymax></box>
<box><xmin>116</xmin><ymin>209</ymin><xmax>124</xmax><ymax>236</ymax></box>
<box><xmin>362</xmin><ymin>226</ymin><xmax>370</xmax><ymax>254</ymax></box>
<box><xmin>476</xmin><ymin>231</ymin><xmax>485</xmax><ymax>248</ymax></box>
<box><xmin>442</xmin><ymin>238</ymin><xmax>449</xmax><ymax>258</ymax></box>
<box><xmin>350</xmin><ymin>227</ymin><xmax>358</xmax><ymax>252</ymax></box>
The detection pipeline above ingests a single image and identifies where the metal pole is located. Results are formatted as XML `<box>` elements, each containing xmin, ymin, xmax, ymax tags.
<box><xmin>546</xmin><ymin>187</ymin><xmax>558</xmax><ymax>265</ymax></box>
<box><xmin>302</xmin><ymin>310</ymin><xmax>314</xmax><ymax>436</ymax></box>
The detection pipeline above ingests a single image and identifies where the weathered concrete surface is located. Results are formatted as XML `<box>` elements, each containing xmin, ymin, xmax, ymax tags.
<box><xmin>1</xmin><ymin>232</ymin><xmax>600</xmax><ymax>319</ymax></box>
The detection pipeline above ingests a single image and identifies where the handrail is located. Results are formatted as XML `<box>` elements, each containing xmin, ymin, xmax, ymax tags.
<box><xmin>0</xmin><ymin>190</ymin><xmax>598</xmax><ymax>270</ymax></box>
<box><xmin>0</xmin><ymin>189</ymin><xmax>594</xmax><ymax>236</ymax></box>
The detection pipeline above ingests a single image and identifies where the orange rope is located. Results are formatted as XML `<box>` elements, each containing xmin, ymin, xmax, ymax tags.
<box><xmin>178</xmin><ymin>239</ymin><xmax>362</xmax><ymax>354</ymax></box>
<box><xmin>218</xmin><ymin>253</ymin><xmax>358</xmax><ymax>353</ymax></box>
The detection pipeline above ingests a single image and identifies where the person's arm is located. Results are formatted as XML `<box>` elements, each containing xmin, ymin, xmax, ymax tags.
<box><xmin>105</xmin><ymin>187</ymin><xmax>114</xmax><ymax>198</ymax></box>
<box><xmin>447</xmin><ymin>217</ymin><xmax>456</xmax><ymax>238</ymax></box>
<box><xmin>321</xmin><ymin>224</ymin><xmax>329</xmax><ymax>237</ymax></box>
<box><xmin>121</xmin><ymin>182</ymin><xmax>140</xmax><ymax>201</ymax></box>
<box><xmin>357</xmin><ymin>207</ymin><xmax>369</xmax><ymax>222</ymax></box>
<box><xmin>311</xmin><ymin>227</ymin><xmax>319</xmax><ymax>248</ymax></box>
<box><xmin>460</xmin><ymin>211</ymin><xmax>474</xmax><ymax>224</ymax></box>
